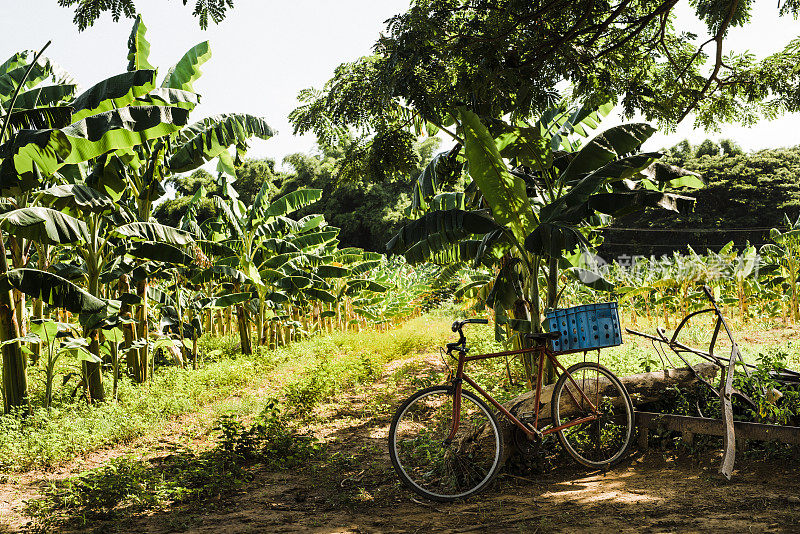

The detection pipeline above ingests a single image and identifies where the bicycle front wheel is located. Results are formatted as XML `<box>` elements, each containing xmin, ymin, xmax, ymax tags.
<box><xmin>388</xmin><ymin>386</ymin><xmax>503</xmax><ymax>502</ymax></box>
<box><xmin>552</xmin><ymin>362</ymin><xmax>634</xmax><ymax>469</ymax></box>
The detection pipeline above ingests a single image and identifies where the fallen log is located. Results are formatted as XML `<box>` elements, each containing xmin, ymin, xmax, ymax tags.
<box><xmin>497</xmin><ymin>363</ymin><xmax>719</xmax><ymax>462</ymax></box>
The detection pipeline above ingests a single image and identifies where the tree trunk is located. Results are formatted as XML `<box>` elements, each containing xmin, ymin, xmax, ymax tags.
<box><xmin>30</xmin><ymin>297</ymin><xmax>43</xmax><ymax>364</ymax></box>
<box><xmin>83</xmin><ymin>329</ymin><xmax>104</xmax><ymax>403</ymax></box>
<box><xmin>192</xmin><ymin>332</ymin><xmax>198</xmax><ymax>370</ymax></box>
<box><xmin>119</xmin><ymin>275</ymin><xmax>139</xmax><ymax>381</ymax></box>
<box><xmin>84</xmin><ymin>260</ymin><xmax>105</xmax><ymax>402</ymax></box>
<box><xmin>215</xmin><ymin>309</ymin><xmax>223</xmax><ymax>336</ymax></box>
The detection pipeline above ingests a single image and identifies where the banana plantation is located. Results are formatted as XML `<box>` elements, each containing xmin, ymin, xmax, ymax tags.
<box><xmin>0</xmin><ymin>18</ymin><xmax>425</xmax><ymax>416</ymax></box>
<box><xmin>3</xmin><ymin>2</ymin><xmax>800</xmax><ymax>532</ymax></box>
<box><xmin>546</xmin><ymin>224</ymin><xmax>800</xmax><ymax>328</ymax></box>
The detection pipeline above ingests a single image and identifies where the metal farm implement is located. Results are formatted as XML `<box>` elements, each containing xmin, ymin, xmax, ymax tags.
<box><xmin>626</xmin><ymin>286</ymin><xmax>800</xmax><ymax>478</ymax></box>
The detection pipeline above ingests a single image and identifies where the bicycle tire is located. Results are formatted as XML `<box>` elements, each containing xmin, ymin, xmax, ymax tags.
<box><xmin>388</xmin><ymin>386</ymin><xmax>503</xmax><ymax>502</ymax></box>
<box><xmin>552</xmin><ymin>362</ymin><xmax>634</xmax><ymax>469</ymax></box>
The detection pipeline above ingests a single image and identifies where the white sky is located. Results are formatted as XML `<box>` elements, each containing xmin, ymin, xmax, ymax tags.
<box><xmin>1</xmin><ymin>1</ymin><xmax>799</xmax><ymax>165</ymax></box>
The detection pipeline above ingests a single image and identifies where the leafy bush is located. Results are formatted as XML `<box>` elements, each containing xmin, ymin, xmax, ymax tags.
<box><xmin>734</xmin><ymin>349</ymin><xmax>800</xmax><ymax>426</ymax></box>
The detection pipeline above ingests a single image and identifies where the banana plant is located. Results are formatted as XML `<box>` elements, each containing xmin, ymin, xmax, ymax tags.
<box><xmin>209</xmin><ymin>184</ymin><xmax>324</xmax><ymax>352</ymax></box>
<box><xmin>388</xmin><ymin>100</ymin><xmax>700</xmax><ymax>384</ymax></box>
<box><xmin>763</xmin><ymin>214</ymin><xmax>800</xmax><ymax>322</ymax></box>
<box><xmin>72</xmin><ymin>16</ymin><xmax>274</xmax><ymax>382</ymax></box>
<box><xmin>0</xmin><ymin>41</ymin><xmax>196</xmax><ymax>410</ymax></box>
<box><xmin>0</xmin><ymin>319</ymin><xmax>94</xmax><ymax>409</ymax></box>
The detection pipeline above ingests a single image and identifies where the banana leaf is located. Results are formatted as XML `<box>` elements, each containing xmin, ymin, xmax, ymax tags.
<box><xmin>168</xmin><ymin>114</ymin><xmax>275</xmax><ymax>172</ymax></box>
<box><xmin>127</xmin><ymin>15</ymin><xmax>154</xmax><ymax>72</ymax></box>
<box><xmin>1</xmin><ymin>268</ymin><xmax>106</xmax><ymax>313</ymax></box>
<box><xmin>263</xmin><ymin>188</ymin><xmax>322</xmax><ymax>219</ymax></box>
<box><xmin>127</xmin><ymin>241</ymin><xmax>194</xmax><ymax>265</ymax></box>
<box><xmin>70</xmin><ymin>69</ymin><xmax>156</xmax><ymax>122</ymax></box>
<box><xmin>0</xmin><ymin>207</ymin><xmax>88</xmax><ymax>245</ymax></box>
<box><xmin>62</xmin><ymin>105</ymin><xmax>190</xmax><ymax>165</ymax></box>
<box><xmin>161</xmin><ymin>41</ymin><xmax>211</xmax><ymax>92</ymax></box>
<box><xmin>113</xmin><ymin>222</ymin><xmax>194</xmax><ymax>245</ymax></box>
<box><xmin>387</xmin><ymin>209</ymin><xmax>500</xmax><ymax>255</ymax></box>
<box><xmin>3</xmin><ymin>84</ymin><xmax>76</xmax><ymax>112</ymax></box>
<box><xmin>459</xmin><ymin>108</ymin><xmax>534</xmax><ymax>242</ymax></box>
<box><xmin>39</xmin><ymin>183</ymin><xmax>115</xmax><ymax>214</ymax></box>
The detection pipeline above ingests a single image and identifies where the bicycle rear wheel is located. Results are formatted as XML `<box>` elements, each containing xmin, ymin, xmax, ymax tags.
<box><xmin>388</xmin><ymin>386</ymin><xmax>503</xmax><ymax>502</ymax></box>
<box><xmin>552</xmin><ymin>362</ymin><xmax>634</xmax><ymax>469</ymax></box>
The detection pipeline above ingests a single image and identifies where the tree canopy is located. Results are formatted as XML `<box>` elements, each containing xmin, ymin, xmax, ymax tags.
<box><xmin>291</xmin><ymin>0</ymin><xmax>800</xmax><ymax>154</ymax></box>
<box><xmin>57</xmin><ymin>0</ymin><xmax>234</xmax><ymax>31</ymax></box>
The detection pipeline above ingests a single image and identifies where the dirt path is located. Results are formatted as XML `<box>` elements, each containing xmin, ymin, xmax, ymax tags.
<box><xmin>2</xmin><ymin>353</ymin><xmax>800</xmax><ymax>533</ymax></box>
<box><xmin>105</xmin><ymin>455</ymin><xmax>799</xmax><ymax>534</ymax></box>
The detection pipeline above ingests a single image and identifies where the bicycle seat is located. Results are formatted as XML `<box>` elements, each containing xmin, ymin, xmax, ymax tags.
<box><xmin>525</xmin><ymin>332</ymin><xmax>561</xmax><ymax>342</ymax></box>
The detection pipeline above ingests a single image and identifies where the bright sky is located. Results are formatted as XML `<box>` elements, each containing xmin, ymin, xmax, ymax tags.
<box><xmin>1</xmin><ymin>1</ymin><xmax>799</xmax><ymax>166</ymax></box>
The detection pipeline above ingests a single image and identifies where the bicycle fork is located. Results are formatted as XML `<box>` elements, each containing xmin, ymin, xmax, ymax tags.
<box><xmin>444</xmin><ymin>350</ymin><xmax>466</xmax><ymax>445</ymax></box>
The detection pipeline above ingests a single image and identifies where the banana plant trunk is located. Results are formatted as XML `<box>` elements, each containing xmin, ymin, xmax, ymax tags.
<box><xmin>30</xmin><ymin>298</ymin><xmax>43</xmax><ymax>363</ymax></box>
<box><xmin>84</xmin><ymin>251</ymin><xmax>105</xmax><ymax>402</ymax></box>
<box><xmin>30</xmin><ymin>243</ymin><xmax>49</xmax><ymax>363</ymax></box>
<box><xmin>233</xmin><ymin>282</ymin><xmax>252</xmax><ymax>355</ymax></box>
<box><xmin>119</xmin><ymin>275</ymin><xmax>139</xmax><ymax>380</ymax></box>
<box><xmin>256</xmin><ymin>299</ymin><xmax>265</xmax><ymax>346</ymax></box>
<box><xmin>85</xmin><ymin>329</ymin><xmax>103</xmax><ymax>402</ymax></box>
<box><xmin>135</xmin><ymin>278</ymin><xmax>150</xmax><ymax>382</ymax></box>
<box><xmin>0</xmin><ymin>232</ymin><xmax>27</xmax><ymax>414</ymax></box>
<box><xmin>542</xmin><ymin>256</ymin><xmax>558</xmax><ymax>384</ymax></box>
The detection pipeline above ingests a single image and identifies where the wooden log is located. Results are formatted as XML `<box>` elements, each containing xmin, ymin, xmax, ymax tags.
<box><xmin>497</xmin><ymin>363</ymin><xmax>720</xmax><ymax>463</ymax></box>
<box><xmin>505</xmin><ymin>362</ymin><xmax>719</xmax><ymax>423</ymax></box>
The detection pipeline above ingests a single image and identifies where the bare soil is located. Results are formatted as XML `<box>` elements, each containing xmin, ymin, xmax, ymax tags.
<box><xmin>2</xmin><ymin>353</ymin><xmax>799</xmax><ymax>534</ymax></box>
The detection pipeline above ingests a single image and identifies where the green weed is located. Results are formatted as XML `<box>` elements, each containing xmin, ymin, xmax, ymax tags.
<box><xmin>22</xmin><ymin>401</ymin><xmax>323</xmax><ymax>533</ymax></box>
<box><xmin>1</xmin><ymin>315</ymin><xmax>446</xmax><ymax>472</ymax></box>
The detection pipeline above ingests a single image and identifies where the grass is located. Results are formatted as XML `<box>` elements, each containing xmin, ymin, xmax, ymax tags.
<box><xmin>22</xmin><ymin>403</ymin><xmax>326</xmax><ymax>533</ymax></box>
<box><xmin>15</xmin><ymin>314</ymin><xmax>449</xmax><ymax>532</ymax></box>
<box><xmin>0</xmin><ymin>314</ymin><xmax>447</xmax><ymax>472</ymax></box>
<box><xmin>12</xmin><ymin>305</ymin><xmax>800</xmax><ymax>532</ymax></box>
<box><xmin>4</xmin><ymin>304</ymin><xmax>799</xmax><ymax>472</ymax></box>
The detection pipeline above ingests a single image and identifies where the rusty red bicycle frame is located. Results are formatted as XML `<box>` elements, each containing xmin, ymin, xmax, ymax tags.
<box><xmin>445</xmin><ymin>343</ymin><xmax>602</xmax><ymax>443</ymax></box>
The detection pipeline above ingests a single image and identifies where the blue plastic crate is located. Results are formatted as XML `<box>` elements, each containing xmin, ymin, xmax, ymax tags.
<box><xmin>545</xmin><ymin>302</ymin><xmax>622</xmax><ymax>353</ymax></box>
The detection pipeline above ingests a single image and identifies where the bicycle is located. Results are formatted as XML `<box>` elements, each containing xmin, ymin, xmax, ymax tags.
<box><xmin>388</xmin><ymin>318</ymin><xmax>635</xmax><ymax>502</ymax></box>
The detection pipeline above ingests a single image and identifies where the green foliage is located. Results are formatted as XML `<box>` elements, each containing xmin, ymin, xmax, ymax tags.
<box><xmin>720</xmin><ymin>139</ymin><xmax>743</xmax><ymax>157</ymax></box>
<box><xmin>233</xmin><ymin>158</ymin><xmax>280</xmax><ymax>206</ymax></box>
<box><xmin>57</xmin><ymin>0</ymin><xmax>234</xmax><ymax>31</ymax></box>
<box><xmin>604</xmin><ymin>145</ymin><xmax>800</xmax><ymax>256</ymax></box>
<box><xmin>23</xmin><ymin>402</ymin><xmax>322</xmax><ymax>532</ymax></box>
<box><xmin>734</xmin><ymin>349</ymin><xmax>800</xmax><ymax>426</ymax></box>
<box><xmin>291</xmin><ymin>1</ymin><xmax>800</xmax><ymax>141</ymax></box>
<box><xmin>0</xmin><ymin>314</ymin><xmax>444</xmax><ymax>471</ymax></box>
<box><xmin>0</xmin><ymin>353</ymin><xmax>274</xmax><ymax>471</ymax></box>
<box><xmin>155</xmin><ymin>160</ymin><xmax>281</xmax><ymax>230</ymax></box>
<box><xmin>279</xmin><ymin>137</ymin><xmax>441</xmax><ymax>252</ymax></box>
<box><xmin>695</xmin><ymin>139</ymin><xmax>721</xmax><ymax>158</ymax></box>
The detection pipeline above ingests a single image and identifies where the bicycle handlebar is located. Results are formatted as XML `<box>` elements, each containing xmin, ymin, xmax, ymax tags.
<box><xmin>451</xmin><ymin>318</ymin><xmax>488</xmax><ymax>332</ymax></box>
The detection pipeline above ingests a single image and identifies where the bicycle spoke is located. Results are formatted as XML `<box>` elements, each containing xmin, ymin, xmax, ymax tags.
<box><xmin>554</xmin><ymin>363</ymin><xmax>634</xmax><ymax>468</ymax></box>
<box><xmin>389</xmin><ymin>387</ymin><xmax>502</xmax><ymax>501</ymax></box>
